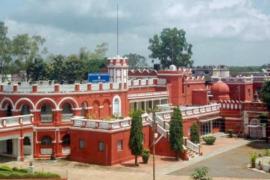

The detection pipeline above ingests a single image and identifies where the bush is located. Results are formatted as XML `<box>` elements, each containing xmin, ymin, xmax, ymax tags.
<box><xmin>264</xmin><ymin>149</ymin><xmax>270</xmax><ymax>156</ymax></box>
<box><xmin>190</xmin><ymin>123</ymin><xmax>200</xmax><ymax>144</ymax></box>
<box><xmin>202</xmin><ymin>136</ymin><xmax>216</xmax><ymax>145</ymax></box>
<box><xmin>191</xmin><ymin>167</ymin><xmax>212</xmax><ymax>180</ymax></box>
<box><xmin>142</xmin><ymin>149</ymin><xmax>150</xmax><ymax>164</ymax></box>
<box><xmin>250</xmin><ymin>152</ymin><xmax>257</xmax><ymax>168</ymax></box>
<box><xmin>0</xmin><ymin>165</ymin><xmax>12</xmax><ymax>172</ymax></box>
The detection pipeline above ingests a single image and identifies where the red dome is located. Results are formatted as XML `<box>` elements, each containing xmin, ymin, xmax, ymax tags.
<box><xmin>211</xmin><ymin>80</ymin><xmax>230</xmax><ymax>100</ymax></box>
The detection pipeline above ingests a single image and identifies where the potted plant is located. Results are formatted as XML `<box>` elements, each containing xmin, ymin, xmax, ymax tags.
<box><xmin>142</xmin><ymin>149</ymin><xmax>150</xmax><ymax>164</ymax></box>
<box><xmin>202</xmin><ymin>135</ymin><xmax>216</xmax><ymax>145</ymax></box>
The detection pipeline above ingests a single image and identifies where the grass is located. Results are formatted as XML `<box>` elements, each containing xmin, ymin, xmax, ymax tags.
<box><xmin>0</xmin><ymin>164</ymin><xmax>61</xmax><ymax>179</ymax></box>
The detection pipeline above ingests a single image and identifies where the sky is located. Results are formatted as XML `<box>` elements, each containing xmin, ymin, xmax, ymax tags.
<box><xmin>0</xmin><ymin>0</ymin><xmax>270</xmax><ymax>66</ymax></box>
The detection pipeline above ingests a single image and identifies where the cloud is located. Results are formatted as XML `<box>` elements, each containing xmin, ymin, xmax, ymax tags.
<box><xmin>2</xmin><ymin>0</ymin><xmax>270</xmax><ymax>65</ymax></box>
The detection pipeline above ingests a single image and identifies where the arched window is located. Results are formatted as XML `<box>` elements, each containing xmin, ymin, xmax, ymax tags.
<box><xmin>23</xmin><ymin>137</ymin><xmax>31</xmax><ymax>146</ymax></box>
<box><xmin>62</xmin><ymin>134</ymin><xmax>70</xmax><ymax>146</ymax></box>
<box><xmin>62</xmin><ymin>103</ymin><xmax>73</xmax><ymax>121</ymax></box>
<box><xmin>21</xmin><ymin>105</ymin><xmax>30</xmax><ymax>115</ymax></box>
<box><xmin>41</xmin><ymin>104</ymin><xmax>53</xmax><ymax>123</ymax></box>
<box><xmin>6</xmin><ymin>104</ymin><xmax>12</xmax><ymax>116</ymax></box>
<box><xmin>112</xmin><ymin>96</ymin><xmax>121</xmax><ymax>117</ymax></box>
<box><xmin>41</xmin><ymin>136</ymin><xmax>52</xmax><ymax>146</ymax></box>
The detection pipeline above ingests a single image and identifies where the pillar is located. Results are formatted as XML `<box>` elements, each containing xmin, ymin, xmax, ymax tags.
<box><xmin>54</xmin><ymin>129</ymin><xmax>61</xmax><ymax>157</ymax></box>
<box><xmin>18</xmin><ymin>137</ymin><xmax>24</xmax><ymax>161</ymax></box>
<box><xmin>53</xmin><ymin>110</ymin><xmax>62</xmax><ymax>125</ymax></box>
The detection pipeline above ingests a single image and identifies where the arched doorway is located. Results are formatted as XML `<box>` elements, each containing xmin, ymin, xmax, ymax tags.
<box><xmin>62</xmin><ymin>134</ymin><xmax>71</xmax><ymax>156</ymax></box>
<box><xmin>112</xmin><ymin>96</ymin><xmax>121</xmax><ymax>117</ymax></box>
<box><xmin>23</xmin><ymin>136</ymin><xmax>32</xmax><ymax>155</ymax></box>
<box><xmin>40</xmin><ymin>104</ymin><xmax>53</xmax><ymax>123</ymax></box>
<box><xmin>6</xmin><ymin>104</ymin><xmax>12</xmax><ymax>116</ymax></box>
<box><xmin>61</xmin><ymin>103</ymin><xmax>73</xmax><ymax>121</ymax></box>
<box><xmin>21</xmin><ymin>105</ymin><xmax>31</xmax><ymax>115</ymax></box>
<box><xmin>40</xmin><ymin>136</ymin><xmax>53</xmax><ymax>155</ymax></box>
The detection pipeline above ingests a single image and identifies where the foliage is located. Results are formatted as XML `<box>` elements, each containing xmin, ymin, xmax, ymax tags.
<box><xmin>26</xmin><ymin>58</ymin><xmax>48</xmax><ymax>81</ymax></box>
<box><xmin>264</xmin><ymin>149</ymin><xmax>270</xmax><ymax>156</ymax></box>
<box><xmin>142</xmin><ymin>149</ymin><xmax>150</xmax><ymax>164</ymax></box>
<box><xmin>190</xmin><ymin>123</ymin><xmax>200</xmax><ymax>144</ymax></box>
<box><xmin>191</xmin><ymin>167</ymin><xmax>212</xmax><ymax>180</ymax></box>
<box><xmin>250</xmin><ymin>152</ymin><xmax>257</xmax><ymax>168</ymax></box>
<box><xmin>129</xmin><ymin>110</ymin><xmax>144</xmax><ymax>166</ymax></box>
<box><xmin>149</xmin><ymin>27</ymin><xmax>193</xmax><ymax>68</ymax></box>
<box><xmin>202</xmin><ymin>136</ymin><xmax>216</xmax><ymax>145</ymax></box>
<box><xmin>260</xmin><ymin>81</ymin><xmax>270</xmax><ymax>109</ymax></box>
<box><xmin>169</xmin><ymin>107</ymin><xmax>184</xmax><ymax>160</ymax></box>
<box><xmin>0</xmin><ymin>165</ymin><xmax>60</xmax><ymax>179</ymax></box>
<box><xmin>124</xmin><ymin>53</ymin><xmax>148</xmax><ymax>69</ymax></box>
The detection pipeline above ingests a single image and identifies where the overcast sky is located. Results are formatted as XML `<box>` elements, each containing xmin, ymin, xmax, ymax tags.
<box><xmin>0</xmin><ymin>0</ymin><xmax>270</xmax><ymax>66</ymax></box>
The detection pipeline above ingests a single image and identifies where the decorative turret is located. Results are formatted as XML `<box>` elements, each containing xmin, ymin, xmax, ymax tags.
<box><xmin>107</xmin><ymin>56</ymin><xmax>129</xmax><ymax>84</ymax></box>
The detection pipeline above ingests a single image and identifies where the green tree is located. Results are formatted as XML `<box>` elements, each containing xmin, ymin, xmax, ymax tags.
<box><xmin>190</xmin><ymin>123</ymin><xmax>200</xmax><ymax>144</ymax></box>
<box><xmin>48</xmin><ymin>55</ymin><xmax>66</xmax><ymax>82</ymax></box>
<box><xmin>11</xmin><ymin>34</ymin><xmax>46</xmax><ymax>80</ymax></box>
<box><xmin>169</xmin><ymin>107</ymin><xmax>184</xmax><ymax>160</ymax></box>
<box><xmin>261</xmin><ymin>81</ymin><xmax>270</xmax><ymax>109</ymax></box>
<box><xmin>63</xmin><ymin>55</ymin><xmax>85</xmax><ymax>83</ymax></box>
<box><xmin>0</xmin><ymin>22</ymin><xmax>12</xmax><ymax>80</ymax></box>
<box><xmin>27</xmin><ymin>58</ymin><xmax>48</xmax><ymax>81</ymax></box>
<box><xmin>124</xmin><ymin>53</ymin><xmax>148</xmax><ymax>69</ymax></box>
<box><xmin>149</xmin><ymin>27</ymin><xmax>193</xmax><ymax>68</ymax></box>
<box><xmin>129</xmin><ymin>110</ymin><xmax>144</xmax><ymax>166</ymax></box>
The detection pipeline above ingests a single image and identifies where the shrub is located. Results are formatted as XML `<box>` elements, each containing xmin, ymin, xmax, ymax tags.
<box><xmin>190</xmin><ymin>123</ymin><xmax>200</xmax><ymax>144</ymax></box>
<box><xmin>202</xmin><ymin>136</ymin><xmax>216</xmax><ymax>145</ymax></box>
<box><xmin>264</xmin><ymin>149</ymin><xmax>270</xmax><ymax>156</ymax></box>
<box><xmin>191</xmin><ymin>166</ymin><xmax>212</xmax><ymax>180</ymax></box>
<box><xmin>142</xmin><ymin>149</ymin><xmax>150</xmax><ymax>164</ymax></box>
<box><xmin>0</xmin><ymin>165</ymin><xmax>12</xmax><ymax>172</ymax></box>
<box><xmin>250</xmin><ymin>152</ymin><xmax>257</xmax><ymax>168</ymax></box>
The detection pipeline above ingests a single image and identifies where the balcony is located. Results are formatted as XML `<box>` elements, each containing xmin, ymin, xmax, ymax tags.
<box><xmin>0</xmin><ymin>114</ymin><xmax>33</xmax><ymax>130</ymax></box>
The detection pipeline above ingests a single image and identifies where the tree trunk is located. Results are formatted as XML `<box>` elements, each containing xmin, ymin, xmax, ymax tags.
<box><xmin>135</xmin><ymin>155</ymin><xmax>139</xmax><ymax>166</ymax></box>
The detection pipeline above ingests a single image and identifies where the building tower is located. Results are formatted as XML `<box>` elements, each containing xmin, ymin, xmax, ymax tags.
<box><xmin>107</xmin><ymin>56</ymin><xmax>129</xmax><ymax>84</ymax></box>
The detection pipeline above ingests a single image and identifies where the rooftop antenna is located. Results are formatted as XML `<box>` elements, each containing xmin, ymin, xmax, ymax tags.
<box><xmin>116</xmin><ymin>0</ymin><xmax>119</xmax><ymax>56</ymax></box>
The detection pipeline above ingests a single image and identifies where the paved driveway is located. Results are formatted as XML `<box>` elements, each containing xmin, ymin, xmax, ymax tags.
<box><xmin>170</xmin><ymin>141</ymin><xmax>270</xmax><ymax>179</ymax></box>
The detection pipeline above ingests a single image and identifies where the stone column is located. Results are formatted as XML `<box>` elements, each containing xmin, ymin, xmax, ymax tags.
<box><xmin>18</xmin><ymin>137</ymin><xmax>24</xmax><ymax>161</ymax></box>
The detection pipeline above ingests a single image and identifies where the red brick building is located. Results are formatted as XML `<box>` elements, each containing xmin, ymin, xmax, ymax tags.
<box><xmin>0</xmin><ymin>56</ymin><xmax>269</xmax><ymax>165</ymax></box>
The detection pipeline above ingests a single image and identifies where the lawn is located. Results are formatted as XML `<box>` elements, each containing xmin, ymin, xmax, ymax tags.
<box><xmin>0</xmin><ymin>164</ymin><xmax>61</xmax><ymax>179</ymax></box>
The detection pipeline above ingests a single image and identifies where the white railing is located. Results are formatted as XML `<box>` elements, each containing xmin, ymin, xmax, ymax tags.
<box><xmin>186</xmin><ymin>138</ymin><xmax>201</xmax><ymax>154</ymax></box>
<box><xmin>180</xmin><ymin>103</ymin><xmax>220</xmax><ymax>117</ymax></box>
<box><xmin>72</xmin><ymin>117</ymin><xmax>133</xmax><ymax>130</ymax></box>
<box><xmin>128</xmin><ymin>91</ymin><xmax>168</xmax><ymax>99</ymax></box>
<box><xmin>0</xmin><ymin>114</ymin><xmax>33</xmax><ymax>129</ymax></box>
<box><xmin>62</xmin><ymin>113</ymin><xmax>73</xmax><ymax>121</ymax></box>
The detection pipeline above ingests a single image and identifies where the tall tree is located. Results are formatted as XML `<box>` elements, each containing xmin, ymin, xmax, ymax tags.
<box><xmin>149</xmin><ymin>27</ymin><xmax>193</xmax><ymax>68</ymax></box>
<box><xmin>190</xmin><ymin>123</ymin><xmax>200</xmax><ymax>144</ymax></box>
<box><xmin>129</xmin><ymin>110</ymin><xmax>144</xmax><ymax>166</ymax></box>
<box><xmin>169</xmin><ymin>107</ymin><xmax>184</xmax><ymax>160</ymax></box>
<box><xmin>124</xmin><ymin>53</ymin><xmax>148</xmax><ymax>69</ymax></box>
<box><xmin>11</xmin><ymin>34</ymin><xmax>46</xmax><ymax>80</ymax></box>
<box><xmin>261</xmin><ymin>81</ymin><xmax>270</xmax><ymax>109</ymax></box>
<box><xmin>48</xmin><ymin>54</ymin><xmax>66</xmax><ymax>82</ymax></box>
<box><xmin>0</xmin><ymin>22</ymin><xmax>12</xmax><ymax>80</ymax></box>
<box><xmin>64</xmin><ymin>55</ymin><xmax>85</xmax><ymax>83</ymax></box>
<box><xmin>27</xmin><ymin>58</ymin><xmax>48</xmax><ymax>81</ymax></box>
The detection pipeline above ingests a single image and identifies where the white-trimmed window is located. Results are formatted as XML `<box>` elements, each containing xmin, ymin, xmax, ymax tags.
<box><xmin>112</xmin><ymin>95</ymin><xmax>121</xmax><ymax>117</ymax></box>
<box><xmin>99</xmin><ymin>141</ymin><xmax>105</xmax><ymax>152</ymax></box>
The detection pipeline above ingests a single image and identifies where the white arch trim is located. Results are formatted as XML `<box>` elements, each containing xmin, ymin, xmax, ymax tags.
<box><xmin>0</xmin><ymin>97</ymin><xmax>15</xmax><ymax>110</ymax></box>
<box><xmin>112</xmin><ymin>95</ymin><xmax>122</xmax><ymax>116</ymax></box>
<box><xmin>35</xmin><ymin>97</ymin><xmax>59</xmax><ymax>110</ymax></box>
<box><xmin>14</xmin><ymin>97</ymin><xmax>36</xmax><ymax>111</ymax></box>
<box><xmin>58</xmin><ymin>97</ymin><xmax>79</xmax><ymax>109</ymax></box>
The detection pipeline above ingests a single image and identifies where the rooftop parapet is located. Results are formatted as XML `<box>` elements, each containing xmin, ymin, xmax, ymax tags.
<box><xmin>0</xmin><ymin>82</ymin><xmax>127</xmax><ymax>94</ymax></box>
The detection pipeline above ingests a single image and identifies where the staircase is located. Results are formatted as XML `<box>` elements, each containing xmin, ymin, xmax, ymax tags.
<box><xmin>143</xmin><ymin>111</ymin><xmax>201</xmax><ymax>159</ymax></box>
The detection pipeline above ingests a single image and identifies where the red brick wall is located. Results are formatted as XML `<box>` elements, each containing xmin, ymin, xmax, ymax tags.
<box><xmin>192</xmin><ymin>90</ymin><xmax>208</xmax><ymax>105</ymax></box>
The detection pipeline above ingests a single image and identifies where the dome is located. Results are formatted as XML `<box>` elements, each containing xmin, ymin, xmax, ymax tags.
<box><xmin>169</xmin><ymin>64</ymin><xmax>177</xmax><ymax>71</ymax></box>
<box><xmin>211</xmin><ymin>80</ymin><xmax>230</xmax><ymax>100</ymax></box>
